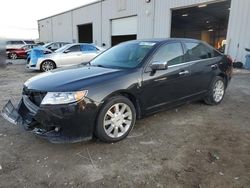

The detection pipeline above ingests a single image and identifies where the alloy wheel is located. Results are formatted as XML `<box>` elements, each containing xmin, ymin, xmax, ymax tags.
<box><xmin>103</xmin><ymin>103</ymin><xmax>132</xmax><ymax>138</ymax></box>
<box><xmin>213</xmin><ymin>80</ymin><xmax>225</xmax><ymax>103</ymax></box>
<box><xmin>10</xmin><ymin>53</ymin><xmax>17</xmax><ymax>59</ymax></box>
<box><xmin>41</xmin><ymin>61</ymin><xmax>54</xmax><ymax>72</ymax></box>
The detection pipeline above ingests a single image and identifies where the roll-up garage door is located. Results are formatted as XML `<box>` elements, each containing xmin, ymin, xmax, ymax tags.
<box><xmin>111</xmin><ymin>16</ymin><xmax>137</xmax><ymax>46</ymax></box>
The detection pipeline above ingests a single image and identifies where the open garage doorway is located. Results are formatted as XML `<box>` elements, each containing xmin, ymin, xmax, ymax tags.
<box><xmin>78</xmin><ymin>23</ymin><xmax>93</xmax><ymax>43</ymax></box>
<box><xmin>111</xmin><ymin>35</ymin><xmax>137</xmax><ymax>46</ymax></box>
<box><xmin>111</xmin><ymin>16</ymin><xmax>137</xmax><ymax>46</ymax></box>
<box><xmin>171</xmin><ymin>0</ymin><xmax>231</xmax><ymax>51</ymax></box>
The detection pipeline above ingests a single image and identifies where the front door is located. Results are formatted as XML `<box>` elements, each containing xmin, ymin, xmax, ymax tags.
<box><xmin>59</xmin><ymin>45</ymin><xmax>83</xmax><ymax>66</ymax></box>
<box><xmin>141</xmin><ymin>42</ymin><xmax>192</xmax><ymax>113</ymax></box>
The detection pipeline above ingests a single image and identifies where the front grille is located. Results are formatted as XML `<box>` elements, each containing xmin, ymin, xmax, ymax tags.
<box><xmin>22</xmin><ymin>88</ymin><xmax>47</xmax><ymax>106</ymax></box>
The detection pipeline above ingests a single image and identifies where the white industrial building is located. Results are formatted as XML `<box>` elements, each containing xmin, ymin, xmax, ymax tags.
<box><xmin>38</xmin><ymin>0</ymin><xmax>250</xmax><ymax>64</ymax></box>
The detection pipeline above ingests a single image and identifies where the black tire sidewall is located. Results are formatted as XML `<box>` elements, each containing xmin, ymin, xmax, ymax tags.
<box><xmin>95</xmin><ymin>96</ymin><xmax>136</xmax><ymax>143</ymax></box>
<box><xmin>206</xmin><ymin>76</ymin><xmax>226</xmax><ymax>105</ymax></box>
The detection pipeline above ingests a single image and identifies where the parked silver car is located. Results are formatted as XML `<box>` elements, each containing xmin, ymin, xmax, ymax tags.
<box><xmin>27</xmin><ymin>43</ymin><xmax>105</xmax><ymax>72</ymax></box>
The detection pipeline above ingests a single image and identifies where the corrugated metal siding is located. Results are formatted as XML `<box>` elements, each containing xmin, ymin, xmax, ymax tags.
<box><xmin>72</xmin><ymin>3</ymin><xmax>102</xmax><ymax>45</ymax></box>
<box><xmin>38</xmin><ymin>18</ymin><xmax>53</xmax><ymax>42</ymax></box>
<box><xmin>51</xmin><ymin>12</ymin><xmax>73</xmax><ymax>42</ymax></box>
<box><xmin>226</xmin><ymin>0</ymin><xmax>250</xmax><ymax>63</ymax></box>
<box><xmin>101</xmin><ymin>0</ymin><xmax>152</xmax><ymax>46</ymax></box>
<box><xmin>38</xmin><ymin>0</ymin><xmax>250</xmax><ymax>63</ymax></box>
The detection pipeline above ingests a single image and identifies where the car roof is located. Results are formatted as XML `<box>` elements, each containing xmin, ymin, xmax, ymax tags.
<box><xmin>124</xmin><ymin>38</ymin><xmax>202</xmax><ymax>44</ymax></box>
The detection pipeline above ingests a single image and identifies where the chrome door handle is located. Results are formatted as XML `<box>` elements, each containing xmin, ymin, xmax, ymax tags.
<box><xmin>179</xmin><ymin>70</ymin><xmax>189</xmax><ymax>75</ymax></box>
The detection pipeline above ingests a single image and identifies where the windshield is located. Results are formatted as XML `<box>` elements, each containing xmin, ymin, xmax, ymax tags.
<box><xmin>43</xmin><ymin>43</ymin><xmax>52</xmax><ymax>48</ymax></box>
<box><xmin>55</xmin><ymin>44</ymin><xmax>71</xmax><ymax>53</ymax></box>
<box><xmin>91</xmin><ymin>42</ymin><xmax>156</xmax><ymax>69</ymax></box>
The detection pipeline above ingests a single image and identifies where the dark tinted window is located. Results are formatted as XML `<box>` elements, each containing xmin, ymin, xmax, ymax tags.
<box><xmin>213</xmin><ymin>49</ymin><xmax>222</xmax><ymax>57</ymax></box>
<box><xmin>67</xmin><ymin>45</ymin><xmax>81</xmax><ymax>53</ymax></box>
<box><xmin>185</xmin><ymin>42</ymin><xmax>215</xmax><ymax>61</ymax></box>
<box><xmin>81</xmin><ymin>45</ymin><xmax>97</xmax><ymax>52</ymax></box>
<box><xmin>151</xmin><ymin>42</ymin><xmax>184</xmax><ymax>66</ymax></box>
<box><xmin>24</xmin><ymin>40</ymin><xmax>35</xmax><ymax>44</ymax></box>
<box><xmin>7</xmin><ymin>41</ymin><xmax>24</xmax><ymax>45</ymax></box>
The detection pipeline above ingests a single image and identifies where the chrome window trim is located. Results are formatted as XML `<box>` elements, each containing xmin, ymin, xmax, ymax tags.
<box><xmin>168</xmin><ymin>57</ymin><xmax>219</xmax><ymax>68</ymax></box>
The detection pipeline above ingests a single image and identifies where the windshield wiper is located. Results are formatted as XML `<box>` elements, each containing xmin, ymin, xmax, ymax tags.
<box><xmin>81</xmin><ymin>62</ymin><xmax>91</xmax><ymax>66</ymax></box>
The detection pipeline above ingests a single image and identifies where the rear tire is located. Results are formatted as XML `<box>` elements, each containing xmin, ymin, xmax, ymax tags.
<box><xmin>40</xmin><ymin>60</ymin><xmax>56</xmax><ymax>72</ymax></box>
<box><xmin>95</xmin><ymin>96</ymin><xmax>136</xmax><ymax>143</ymax></box>
<box><xmin>204</xmin><ymin>76</ymin><xmax>225</xmax><ymax>105</ymax></box>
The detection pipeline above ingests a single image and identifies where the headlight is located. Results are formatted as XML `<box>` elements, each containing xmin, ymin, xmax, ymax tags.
<box><xmin>41</xmin><ymin>90</ymin><xmax>88</xmax><ymax>105</ymax></box>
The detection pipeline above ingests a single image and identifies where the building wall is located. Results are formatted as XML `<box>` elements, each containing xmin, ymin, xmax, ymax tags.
<box><xmin>51</xmin><ymin>12</ymin><xmax>73</xmax><ymax>42</ymax></box>
<box><xmin>101</xmin><ymin>0</ymin><xmax>155</xmax><ymax>46</ymax></box>
<box><xmin>38</xmin><ymin>0</ymin><xmax>250</xmax><ymax>63</ymax></box>
<box><xmin>226</xmin><ymin>0</ymin><xmax>250</xmax><ymax>63</ymax></box>
<box><xmin>38</xmin><ymin>18</ymin><xmax>53</xmax><ymax>42</ymax></box>
<box><xmin>72</xmin><ymin>3</ymin><xmax>102</xmax><ymax>45</ymax></box>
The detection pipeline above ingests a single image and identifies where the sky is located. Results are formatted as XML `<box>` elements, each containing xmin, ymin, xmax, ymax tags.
<box><xmin>0</xmin><ymin>0</ymin><xmax>97</xmax><ymax>40</ymax></box>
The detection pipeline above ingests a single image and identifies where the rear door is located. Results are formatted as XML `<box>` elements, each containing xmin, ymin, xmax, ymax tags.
<box><xmin>141</xmin><ymin>42</ymin><xmax>192</xmax><ymax>113</ymax></box>
<box><xmin>183</xmin><ymin>42</ymin><xmax>221</xmax><ymax>95</ymax></box>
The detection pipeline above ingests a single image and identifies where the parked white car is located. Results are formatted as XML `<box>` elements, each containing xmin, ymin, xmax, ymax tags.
<box><xmin>6</xmin><ymin>40</ymin><xmax>35</xmax><ymax>49</ymax></box>
<box><xmin>27</xmin><ymin>43</ymin><xmax>105</xmax><ymax>72</ymax></box>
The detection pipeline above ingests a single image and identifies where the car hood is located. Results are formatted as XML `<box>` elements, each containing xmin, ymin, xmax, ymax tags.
<box><xmin>24</xmin><ymin>65</ymin><xmax>123</xmax><ymax>92</ymax></box>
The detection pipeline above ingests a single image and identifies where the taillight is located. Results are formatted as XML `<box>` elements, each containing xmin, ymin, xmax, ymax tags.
<box><xmin>227</xmin><ymin>55</ymin><xmax>233</xmax><ymax>65</ymax></box>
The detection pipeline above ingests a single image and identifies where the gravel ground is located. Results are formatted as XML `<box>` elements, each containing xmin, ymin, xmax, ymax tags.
<box><xmin>0</xmin><ymin>61</ymin><xmax>250</xmax><ymax>188</ymax></box>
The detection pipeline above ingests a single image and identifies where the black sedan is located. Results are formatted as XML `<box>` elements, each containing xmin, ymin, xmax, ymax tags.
<box><xmin>2</xmin><ymin>38</ymin><xmax>233</xmax><ymax>143</ymax></box>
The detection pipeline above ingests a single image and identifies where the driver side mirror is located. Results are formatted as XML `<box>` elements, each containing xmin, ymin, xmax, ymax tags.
<box><xmin>150</xmin><ymin>61</ymin><xmax>168</xmax><ymax>71</ymax></box>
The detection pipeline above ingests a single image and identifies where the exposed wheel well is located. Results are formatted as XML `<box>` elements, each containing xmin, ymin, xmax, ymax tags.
<box><xmin>93</xmin><ymin>92</ymin><xmax>141</xmax><ymax>138</ymax></box>
<box><xmin>118</xmin><ymin>92</ymin><xmax>141</xmax><ymax>119</ymax></box>
<box><xmin>40</xmin><ymin>60</ymin><xmax>56</xmax><ymax>69</ymax></box>
<box><xmin>218</xmin><ymin>73</ymin><xmax>228</xmax><ymax>87</ymax></box>
<box><xmin>97</xmin><ymin>92</ymin><xmax>141</xmax><ymax>121</ymax></box>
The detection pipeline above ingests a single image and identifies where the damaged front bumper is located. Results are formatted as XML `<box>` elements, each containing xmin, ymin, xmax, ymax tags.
<box><xmin>1</xmin><ymin>96</ymin><xmax>98</xmax><ymax>143</ymax></box>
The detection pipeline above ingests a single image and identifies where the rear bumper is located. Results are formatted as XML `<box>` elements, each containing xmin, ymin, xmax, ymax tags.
<box><xmin>26</xmin><ymin>64</ymin><xmax>39</xmax><ymax>70</ymax></box>
<box><xmin>1</xmin><ymin>96</ymin><xmax>98</xmax><ymax>143</ymax></box>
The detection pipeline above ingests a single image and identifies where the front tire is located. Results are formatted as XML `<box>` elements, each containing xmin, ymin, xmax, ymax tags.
<box><xmin>40</xmin><ymin>60</ymin><xmax>56</xmax><ymax>72</ymax></box>
<box><xmin>95</xmin><ymin>96</ymin><xmax>136</xmax><ymax>143</ymax></box>
<box><xmin>9</xmin><ymin>52</ymin><xmax>17</xmax><ymax>59</ymax></box>
<box><xmin>204</xmin><ymin>76</ymin><xmax>226</xmax><ymax>105</ymax></box>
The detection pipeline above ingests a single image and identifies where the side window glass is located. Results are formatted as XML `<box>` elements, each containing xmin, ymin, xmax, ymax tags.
<box><xmin>213</xmin><ymin>49</ymin><xmax>221</xmax><ymax>57</ymax></box>
<box><xmin>59</xmin><ymin>43</ymin><xmax>67</xmax><ymax>47</ymax></box>
<box><xmin>151</xmin><ymin>43</ymin><xmax>184</xmax><ymax>66</ymax></box>
<box><xmin>51</xmin><ymin>43</ymin><xmax>60</xmax><ymax>49</ymax></box>
<box><xmin>185</xmin><ymin>42</ymin><xmax>213</xmax><ymax>61</ymax></box>
<box><xmin>81</xmin><ymin>45</ymin><xmax>97</xmax><ymax>52</ymax></box>
<box><xmin>11</xmin><ymin>41</ymin><xmax>24</xmax><ymax>45</ymax></box>
<box><xmin>67</xmin><ymin>45</ymin><xmax>80</xmax><ymax>53</ymax></box>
